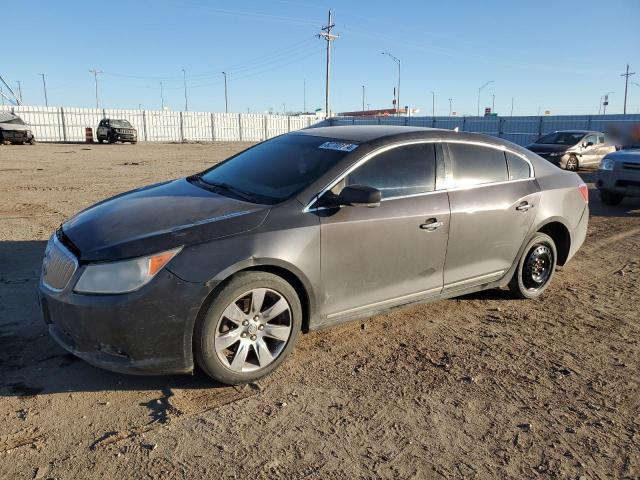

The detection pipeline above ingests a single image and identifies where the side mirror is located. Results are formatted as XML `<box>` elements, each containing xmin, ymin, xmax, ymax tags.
<box><xmin>322</xmin><ymin>185</ymin><xmax>381</xmax><ymax>208</ymax></box>
<box><xmin>583</xmin><ymin>141</ymin><xmax>594</xmax><ymax>148</ymax></box>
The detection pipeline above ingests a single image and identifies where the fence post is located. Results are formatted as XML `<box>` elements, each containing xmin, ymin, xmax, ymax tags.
<box><xmin>263</xmin><ymin>115</ymin><xmax>268</xmax><ymax>140</ymax></box>
<box><xmin>498</xmin><ymin>116</ymin><xmax>504</xmax><ymax>139</ymax></box>
<box><xmin>431</xmin><ymin>116</ymin><xmax>435</xmax><ymax>128</ymax></box>
<box><xmin>210</xmin><ymin>113</ymin><xmax>216</xmax><ymax>142</ymax></box>
<box><xmin>538</xmin><ymin>115</ymin><xmax>544</xmax><ymax>139</ymax></box>
<box><xmin>60</xmin><ymin>107</ymin><xmax>67</xmax><ymax>142</ymax></box>
<box><xmin>587</xmin><ymin>115</ymin><xmax>593</xmax><ymax>130</ymax></box>
<box><xmin>142</xmin><ymin>110</ymin><xmax>147</xmax><ymax>142</ymax></box>
<box><xmin>238</xmin><ymin>114</ymin><xmax>243</xmax><ymax>141</ymax></box>
<box><xmin>462</xmin><ymin>116</ymin><xmax>466</xmax><ymax>133</ymax></box>
<box><xmin>180</xmin><ymin>111</ymin><xmax>185</xmax><ymax>142</ymax></box>
<box><xmin>287</xmin><ymin>115</ymin><xmax>291</xmax><ymax>132</ymax></box>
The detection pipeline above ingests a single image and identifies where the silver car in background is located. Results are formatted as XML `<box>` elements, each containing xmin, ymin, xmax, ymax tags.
<box><xmin>526</xmin><ymin>130</ymin><xmax>615</xmax><ymax>171</ymax></box>
<box><xmin>39</xmin><ymin>126</ymin><xmax>589</xmax><ymax>385</ymax></box>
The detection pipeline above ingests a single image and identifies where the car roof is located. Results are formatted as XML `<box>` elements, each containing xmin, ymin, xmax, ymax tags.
<box><xmin>299</xmin><ymin>125</ymin><xmax>444</xmax><ymax>142</ymax></box>
<box><xmin>546</xmin><ymin>130</ymin><xmax>602</xmax><ymax>135</ymax></box>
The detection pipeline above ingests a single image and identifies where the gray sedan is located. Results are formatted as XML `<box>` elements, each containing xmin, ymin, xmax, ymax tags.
<box><xmin>38</xmin><ymin>126</ymin><xmax>589</xmax><ymax>385</ymax></box>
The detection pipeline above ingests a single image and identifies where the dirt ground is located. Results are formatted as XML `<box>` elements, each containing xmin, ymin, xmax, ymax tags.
<box><xmin>0</xmin><ymin>142</ymin><xmax>638</xmax><ymax>479</ymax></box>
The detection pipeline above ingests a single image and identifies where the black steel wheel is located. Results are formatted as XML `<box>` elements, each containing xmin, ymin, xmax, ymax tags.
<box><xmin>509</xmin><ymin>233</ymin><xmax>557</xmax><ymax>299</ymax></box>
<box><xmin>599</xmin><ymin>189</ymin><xmax>624</xmax><ymax>206</ymax></box>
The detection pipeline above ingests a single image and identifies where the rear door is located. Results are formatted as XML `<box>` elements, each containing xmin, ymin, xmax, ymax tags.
<box><xmin>318</xmin><ymin>142</ymin><xmax>450</xmax><ymax>319</ymax></box>
<box><xmin>442</xmin><ymin>142</ymin><xmax>540</xmax><ymax>291</ymax></box>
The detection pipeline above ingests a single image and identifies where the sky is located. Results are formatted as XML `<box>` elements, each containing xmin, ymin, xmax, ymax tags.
<box><xmin>3</xmin><ymin>0</ymin><xmax>640</xmax><ymax>116</ymax></box>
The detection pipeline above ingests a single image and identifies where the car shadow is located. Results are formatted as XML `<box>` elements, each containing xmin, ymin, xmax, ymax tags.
<box><xmin>0</xmin><ymin>240</ymin><xmax>233</xmax><ymax>398</ymax></box>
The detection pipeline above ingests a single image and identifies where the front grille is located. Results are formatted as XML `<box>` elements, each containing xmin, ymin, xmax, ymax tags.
<box><xmin>623</xmin><ymin>162</ymin><xmax>640</xmax><ymax>170</ymax></box>
<box><xmin>42</xmin><ymin>235</ymin><xmax>78</xmax><ymax>291</ymax></box>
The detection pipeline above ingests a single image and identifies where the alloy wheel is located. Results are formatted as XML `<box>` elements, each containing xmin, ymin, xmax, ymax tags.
<box><xmin>214</xmin><ymin>288</ymin><xmax>292</xmax><ymax>373</ymax></box>
<box><xmin>565</xmin><ymin>157</ymin><xmax>578</xmax><ymax>171</ymax></box>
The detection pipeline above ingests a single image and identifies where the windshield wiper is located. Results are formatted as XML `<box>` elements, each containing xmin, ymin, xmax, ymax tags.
<box><xmin>198</xmin><ymin>179</ymin><xmax>257</xmax><ymax>202</ymax></box>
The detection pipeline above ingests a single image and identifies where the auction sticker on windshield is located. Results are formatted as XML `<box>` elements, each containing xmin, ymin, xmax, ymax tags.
<box><xmin>318</xmin><ymin>141</ymin><xmax>359</xmax><ymax>152</ymax></box>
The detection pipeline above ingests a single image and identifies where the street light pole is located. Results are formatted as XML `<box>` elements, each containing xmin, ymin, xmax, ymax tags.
<box><xmin>362</xmin><ymin>85</ymin><xmax>365</xmax><ymax>111</ymax></box>
<box><xmin>477</xmin><ymin>80</ymin><xmax>494</xmax><ymax>116</ymax></box>
<box><xmin>382</xmin><ymin>52</ymin><xmax>401</xmax><ymax>115</ymax></box>
<box><xmin>89</xmin><ymin>69</ymin><xmax>102</xmax><ymax>108</ymax></box>
<box><xmin>160</xmin><ymin>81</ymin><xmax>164</xmax><ymax>110</ymax></box>
<box><xmin>448</xmin><ymin>98</ymin><xmax>453</xmax><ymax>116</ymax></box>
<box><xmin>492</xmin><ymin>94</ymin><xmax>495</xmax><ymax>112</ymax></box>
<box><xmin>222</xmin><ymin>72</ymin><xmax>228</xmax><ymax>113</ymax></box>
<box><xmin>431</xmin><ymin>91</ymin><xmax>435</xmax><ymax>117</ymax></box>
<box><xmin>39</xmin><ymin>74</ymin><xmax>48</xmax><ymax>107</ymax></box>
<box><xmin>603</xmin><ymin>91</ymin><xmax>614</xmax><ymax>115</ymax></box>
<box><xmin>181</xmin><ymin>69</ymin><xmax>188</xmax><ymax>112</ymax></box>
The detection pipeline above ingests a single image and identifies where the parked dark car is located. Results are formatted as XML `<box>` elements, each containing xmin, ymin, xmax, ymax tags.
<box><xmin>97</xmin><ymin>118</ymin><xmax>137</xmax><ymax>144</ymax></box>
<box><xmin>596</xmin><ymin>148</ymin><xmax>640</xmax><ymax>204</ymax></box>
<box><xmin>39</xmin><ymin>126</ymin><xmax>589</xmax><ymax>385</ymax></box>
<box><xmin>0</xmin><ymin>112</ymin><xmax>35</xmax><ymax>144</ymax></box>
<box><xmin>526</xmin><ymin>130</ymin><xmax>614</xmax><ymax>171</ymax></box>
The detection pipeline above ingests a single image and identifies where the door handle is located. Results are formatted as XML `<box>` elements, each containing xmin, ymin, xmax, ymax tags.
<box><xmin>516</xmin><ymin>201</ymin><xmax>532</xmax><ymax>212</ymax></box>
<box><xmin>420</xmin><ymin>218</ymin><xmax>443</xmax><ymax>230</ymax></box>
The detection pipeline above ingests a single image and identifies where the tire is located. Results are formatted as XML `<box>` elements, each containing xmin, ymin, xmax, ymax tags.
<box><xmin>28</xmin><ymin>137</ymin><xmax>36</xmax><ymax>145</ymax></box>
<box><xmin>108</xmin><ymin>133</ymin><xmax>116</xmax><ymax>144</ymax></box>
<box><xmin>565</xmin><ymin>155</ymin><xmax>578</xmax><ymax>171</ymax></box>
<box><xmin>98</xmin><ymin>137</ymin><xmax>104</xmax><ymax>144</ymax></box>
<box><xmin>600</xmin><ymin>189</ymin><xmax>624</xmax><ymax>206</ymax></box>
<box><xmin>509</xmin><ymin>233</ymin><xmax>557</xmax><ymax>299</ymax></box>
<box><xmin>195</xmin><ymin>271</ymin><xmax>302</xmax><ymax>385</ymax></box>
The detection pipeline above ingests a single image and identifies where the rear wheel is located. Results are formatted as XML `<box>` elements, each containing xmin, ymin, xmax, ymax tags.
<box><xmin>509</xmin><ymin>233</ymin><xmax>557</xmax><ymax>299</ymax></box>
<box><xmin>195</xmin><ymin>271</ymin><xmax>302</xmax><ymax>385</ymax></box>
<box><xmin>565</xmin><ymin>155</ymin><xmax>578</xmax><ymax>171</ymax></box>
<box><xmin>600</xmin><ymin>189</ymin><xmax>624</xmax><ymax>206</ymax></box>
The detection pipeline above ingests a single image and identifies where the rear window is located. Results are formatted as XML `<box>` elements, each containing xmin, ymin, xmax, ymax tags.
<box><xmin>447</xmin><ymin>143</ymin><xmax>508</xmax><ymax>187</ymax></box>
<box><xmin>199</xmin><ymin>134</ymin><xmax>355</xmax><ymax>204</ymax></box>
<box><xmin>505</xmin><ymin>152</ymin><xmax>531</xmax><ymax>180</ymax></box>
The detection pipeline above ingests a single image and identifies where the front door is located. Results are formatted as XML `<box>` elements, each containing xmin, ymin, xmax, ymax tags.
<box><xmin>579</xmin><ymin>133</ymin><xmax>600</xmax><ymax>166</ymax></box>
<box><xmin>442</xmin><ymin>142</ymin><xmax>540</xmax><ymax>290</ymax></box>
<box><xmin>317</xmin><ymin>142</ymin><xmax>450</xmax><ymax>320</ymax></box>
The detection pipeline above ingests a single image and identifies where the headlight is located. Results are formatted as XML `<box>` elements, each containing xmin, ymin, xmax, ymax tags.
<box><xmin>549</xmin><ymin>152</ymin><xmax>563</xmax><ymax>157</ymax></box>
<box><xmin>74</xmin><ymin>247</ymin><xmax>182</xmax><ymax>294</ymax></box>
<box><xmin>599</xmin><ymin>158</ymin><xmax>615</xmax><ymax>171</ymax></box>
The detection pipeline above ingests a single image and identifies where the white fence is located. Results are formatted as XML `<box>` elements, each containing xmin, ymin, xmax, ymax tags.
<box><xmin>0</xmin><ymin>105</ymin><xmax>323</xmax><ymax>143</ymax></box>
<box><xmin>329</xmin><ymin>114</ymin><xmax>640</xmax><ymax>146</ymax></box>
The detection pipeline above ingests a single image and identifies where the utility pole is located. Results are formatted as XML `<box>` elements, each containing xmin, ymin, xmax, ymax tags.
<box><xmin>431</xmin><ymin>91</ymin><xmax>435</xmax><ymax>117</ymax></box>
<box><xmin>303</xmin><ymin>79</ymin><xmax>306</xmax><ymax>112</ymax></box>
<box><xmin>222</xmin><ymin>72</ymin><xmax>228</xmax><ymax>113</ymax></box>
<box><xmin>39</xmin><ymin>74</ymin><xmax>48</xmax><ymax>107</ymax></box>
<box><xmin>89</xmin><ymin>69</ymin><xmax>102</xmax><ymax>108</ymax></box>
<box><xmin>362</xmin><ymin>85</ymin><xmax>365</xmax><ymax>111</ymax></box>
<box><xmin>318</xmin><ymin>9</ymin><xmax>338</xmax><ymax>118</ymax></box>
<box><xmin>181</xmin><ymin>69</ymin><xmax>188</xmax><ymax>112</ymax></box>
<box><xmin>448</xmin><ymin>98</ymin><xmax>453</xmax><ymax>116</ymax></box>
<box><xmin>477</xmin><ymin>80</ymin><xmax>494</xmax><ymax>116</ymax></box>
<box><xmin>16</xmin><ymin>81</ymin><xmax>23</xmax><ymax>104</ymax></box>
<box><xmin>510</xmin><ymin>97</ymin><xmax>514</xmax><ymax>116</ymax></box>
<box><xmin>382</xmin><ymin>52</ymin><xmax>401</xmax><ymax>115</ymax></box>
<box><xmin>160</xmin><ymin>81</ymin><xmax>164</xmax><ymax>110</ymax></box>
<box><xmin>283</xmin><ymin>103</ymin><xmax>286</xmax><ymax>115</ymax></box>
<box><xmin>620</xmin><ymin>64</ymin><xmax>635</xmax><ymax>114</ymax></box>
<box><xmin>492</xmin><ymin>94</ymin><xmax>495</xmax><ymax>112</ymax></box>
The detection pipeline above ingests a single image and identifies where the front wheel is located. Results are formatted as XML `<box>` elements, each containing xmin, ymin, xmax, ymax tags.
<box><xmin>565</xmin><ymin>155</ymin><xmax>578</xmax><ymax>171</ymax></box>
<box><xmin>195</xmin><ymin>272</ymin><xmax>302</xmax><ymax>385</ymax></box>
<box><xmin>600</xmin><ymin>189</ymin><xmax>624</xmax><ymax>206</ymax></box>
<box><xmin>509</xmin><ymin>233</ymin><xmax>557</xmax><ymax>299</ymax></box>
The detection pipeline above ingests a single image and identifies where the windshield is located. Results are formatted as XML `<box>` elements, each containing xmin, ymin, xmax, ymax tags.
<box><xmin>111</xmin><ymin>120</ymin><xmax>133</xmax><ymax>128</ymax></box>
<box><xmin>2</xmin><ymin>117</ymin><xmax>26</xmax><ymax>125</ymax></box>
<box><xmin>198</xmin><ymin>134</ymin><xmax>357</xmax><ymax>204</ymax></box>
<box><xmin>536</xmin><ymin>132</ymin><xmax>584</xmax><ymax>145</ymax></box>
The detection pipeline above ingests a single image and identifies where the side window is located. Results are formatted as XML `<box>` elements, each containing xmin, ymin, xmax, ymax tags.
<box><xmin>597</xmin><ymin>134</ymin><xmax>605</xmax><ymax>144</ymax></box>
<box><xmin>446</xmin><ymin>143</ymin><xmax>508</xmax><ymax>187</ymax></box>
<box><xmin>505</xmin><ymin>152</ymin><xmax>531</xmax><ymax>180</ymax></box>
<box><xmin>345</xmin><ymin>143</ymin><xmax>436</xmax><ymax>199</ymax></box>
<box><xmin>584</xmin><ymin>135</ymin><xmax>597</xmax><ymax>146</ymax></box>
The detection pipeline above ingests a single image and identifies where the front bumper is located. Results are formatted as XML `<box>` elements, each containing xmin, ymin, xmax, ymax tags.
<box><xmin>1</xmin><ymin>129</ymin><xmax>34</xmax><ymax>143</ymax></box>
<box><xmin>38</xmin><ymin>269</ymin><xmax>210</xmax><ymax>375</ymax></box>
<box><xmin>596</xmin><ymin>167</ymin><xmax>640</xmax><ymax>197</ymax></box>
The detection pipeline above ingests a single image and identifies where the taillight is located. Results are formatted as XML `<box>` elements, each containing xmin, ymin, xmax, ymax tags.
<box><xmin>578</xmin><ymin>183</ymin><xmax>589</xmax><ymax>204</ymax></box>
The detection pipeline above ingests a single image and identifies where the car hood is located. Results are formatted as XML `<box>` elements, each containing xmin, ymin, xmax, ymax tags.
<box><xmin>62</xmin><ymin>178</ymin><xmax>269</xmax><ymax>262</ymax></box>
<box><xmin>526</xmin><ymin>143</ymin><xmax>573</xmax><ymax>154</ymax></box>
<box><xmin>0</xmin><ymin>122</ymin><xmax>30</xmax><ymax>132</ymax></box>
<box><xmin>604</xmin><ymin>149</ymin><xmax>640</xmax><ymax>164</ymax></box>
